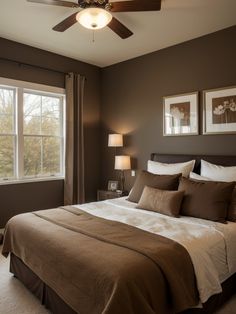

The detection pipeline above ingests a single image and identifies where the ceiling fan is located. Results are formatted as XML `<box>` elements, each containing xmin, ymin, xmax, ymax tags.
<box><xmin>27</xmin><ymin>0</ymin><xmax>162</xmax><ymax>39</ymax></box>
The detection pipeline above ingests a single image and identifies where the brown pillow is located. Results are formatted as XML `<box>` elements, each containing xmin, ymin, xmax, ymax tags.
<box><xmin>128</xmin><ymin>171</ymin><xmax>181</xmax><ymax>203</ymax></box>
<box><xmin>228</xmin><ymin>187</ymin><xmax>236</xmax><ymax>222</ymax></box>
<box><xmin>190</xmin><ymin>175</ymin><xmax>236</xmax><ymax>222</ymax></box>
<box><xmin>179</xmin><ymin>177</ymin><xmax>235</xmax><ymax>223</ymax></box>
<box><xmin>136</xmin><ymin>186</ymin><xmax>184</xmax><ymax>217</ymax></box>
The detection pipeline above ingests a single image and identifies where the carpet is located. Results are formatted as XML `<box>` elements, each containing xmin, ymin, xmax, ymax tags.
<box><xmin>0</xmin><ymin>245</ymin><xmax>235</xmax><ymax>314</ymax></box>
<box><xmin>0</xmin><ymin>246</ymin><xmax>49</xmax><ymax>314</ymax></box>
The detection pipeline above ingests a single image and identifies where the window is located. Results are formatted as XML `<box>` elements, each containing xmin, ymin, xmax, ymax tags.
<box><xmin>0</xmin><ymin>78</ymin><xmax>65</xmax><ymax>183</ymax></box>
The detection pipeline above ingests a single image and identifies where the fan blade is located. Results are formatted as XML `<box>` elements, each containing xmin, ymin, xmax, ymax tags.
<box><xmin>53</xmin><ymin>12</ymin><xmax>78</xmax><ymax>32</ymax></box>
<box><xmin>27</xmin><ymin>0</ymin><xmax>80</xmax><ymax>8</ymax></box>
<box><xmin>107</xmin><ymin>17</ymin><xmax>133</xmax><ymax>39</ymax></box>
<box><xmin>109</xmin><ymin>0</ymin><xmax>161</xmax><ymax>12</ymax></box>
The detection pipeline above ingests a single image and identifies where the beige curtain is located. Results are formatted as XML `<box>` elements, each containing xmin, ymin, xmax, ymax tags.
<box><xmin>64</xmin><ymin>73</ymin><xmax>85</xmax><ymax>205</ymax></box>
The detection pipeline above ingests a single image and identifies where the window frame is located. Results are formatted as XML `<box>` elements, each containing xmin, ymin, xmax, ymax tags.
<box><xmin>0</xmin><ymin>77</ymin><xmax>65</xmax><ymax>185</ymax></box>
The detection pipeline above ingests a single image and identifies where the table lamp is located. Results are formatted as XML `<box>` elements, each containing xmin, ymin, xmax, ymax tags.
<box><xmin>115</xmin><ymin>155</ymin><xmax>131</xmax><ymax>191</ymax></box>
<box><xmin>108</xmin><ymin>134</ymin><xmax>123</xmax><ymax>147</ymax></box>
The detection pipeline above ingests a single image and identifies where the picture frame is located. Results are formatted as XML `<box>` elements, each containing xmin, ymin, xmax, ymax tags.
<box><xmin>163</xmin><ymin>92</ymin><xmax>199</xmax><ymax>136</ymax></box>
<box><xmin>108</xmin><ymin>180</ymin><xmax>118</xmax><ymax>191</ymax></box>
<box><xmin>203</xmin><ymin>86</ymin><xmax>236</xmax><ymax>135</ymax></box>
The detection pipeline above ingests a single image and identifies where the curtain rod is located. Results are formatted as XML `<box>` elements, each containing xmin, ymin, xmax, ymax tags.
<box><xmin>0</xmin><ymin>57</ymin><xmax>87</xmax><ymax>80</ymax></box>
<box><xmin>0</xmin><ymin>57</ymin><xmax>67</xmax><ymax>75</ymax></box>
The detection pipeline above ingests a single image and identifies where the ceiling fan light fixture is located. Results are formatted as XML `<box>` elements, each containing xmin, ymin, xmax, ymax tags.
<box><xmin>76</xmin><ymin>8</ymin><xmax>112</xmax><ymax>30</ymax></box>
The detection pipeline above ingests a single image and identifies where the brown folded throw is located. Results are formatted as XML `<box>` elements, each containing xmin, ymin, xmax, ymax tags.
<box><xmin>2</xmin><ymin>206</ymin><xmax>199</xmax><ymax>314</ymax></box>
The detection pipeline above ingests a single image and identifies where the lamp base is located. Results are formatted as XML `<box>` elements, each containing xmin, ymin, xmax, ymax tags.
<box><xmin>120</xmin><ymin>170</ymin><xmax>125</xmax><ymax>192</ymax></box>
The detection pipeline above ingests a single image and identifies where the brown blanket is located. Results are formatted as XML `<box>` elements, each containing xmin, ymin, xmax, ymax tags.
<box><xmin>2</xmin><ymin>206</ymin><xmax>199</xmax><ymax>314</ymax></box>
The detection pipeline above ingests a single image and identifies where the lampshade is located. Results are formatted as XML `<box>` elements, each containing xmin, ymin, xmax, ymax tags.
<box><xmin>108</xmin><ymin>134</ymin><xmax>123</xmax><ymax>147</ymax></box>
<box><xmin>76</xmin><ymin>8</ymin><xmax>112</xmax><ymax>30</ymax></box>
<box><xmin>115</xmin><ymin>156</ymin><xmax>131</xmax><ymax>170</ymax></box>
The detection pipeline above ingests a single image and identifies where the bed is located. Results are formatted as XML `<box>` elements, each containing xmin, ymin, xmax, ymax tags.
<box><xmin>2</xmin><ymin>153</ymin><xmax>236</xmax><ymax>314</ymax></box>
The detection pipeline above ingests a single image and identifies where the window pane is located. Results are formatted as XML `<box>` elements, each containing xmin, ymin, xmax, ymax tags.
<box><xmin>42</xmin><ymin>96</ymin><xmax>60</xmax><ymax>118</ymax></box>
<box><xmin>0</xmin><ymin>88</ymin><xmax>15</xmax><ymax>179</ymax></box>
<box><xmin>42</xmin><ymin>137</ymin><xmax>61</xmax><ymax>174</ymax></box>
<box><xmin>24</xmin><ymin>93</ymin><xmax>62</xmax><ymax>136</ymax></box>
<box><xmin>0</xmin><ymin>135</ymin><xmax>15</xmax><ymax>178</ymax></box>
<box><xmin>0</xmin><ymin>88</ymin><xmax>14</xmax><ymax>115</ymax></box>
<box><xmin>24</xmin><ymin>93</ymin><xmax>41</xmax><ymax>116</ymax></box>
<box><xmin>24</xmin><ymin>93</ymin><xmax>41</xmax><ymax>135</ymax></box>
<box><xmin>24</xmin><ymin>136</ymin><xmax>42</xmax><ymax>176</ymax></box>
<box><xmin>23</xmin><ymin>91</ymin><xmax>64</xmax><ymax>178</ymax></box>
<box><xmin>42</xmin><ymin>116</ymin><xmax>60</xmax><ymax>135</ymax></box>
<box><xmin>42</xmin><ymin>96</ymin><xmax>60</xmax><ymax>135</ymax></box>
<box><xmin>0</xmin><ymin>114</ymin><xmax>14</xmax><ymax>134</ymax></box>
<box><xmin>24</xmin><ymin>115</ymin><xmax>41</xmax><ymax>135</ymax></box>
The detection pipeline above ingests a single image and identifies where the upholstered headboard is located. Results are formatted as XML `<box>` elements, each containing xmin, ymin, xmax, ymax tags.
<box><xmin>150</xmin><ymin>153</ymin><xmax>236</xmax><ymax>174</ymax></box>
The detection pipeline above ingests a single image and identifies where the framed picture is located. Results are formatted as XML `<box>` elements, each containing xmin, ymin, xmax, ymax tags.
<box><xmin>203</xmin><ymin>86</ymin><xmax>236</xmax><ymax>134</ymax></box>
<box><xmin>163</xmin><ymin>92</ymin><xmax>199</xmax><ymax>136</ymax></box>
<box><xmin>108</xmin><ymin>180</ymin><xmax>118</xmax><ymax>191</ymax></box>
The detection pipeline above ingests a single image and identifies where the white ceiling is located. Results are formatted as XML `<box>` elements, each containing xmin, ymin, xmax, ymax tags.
<box><xmin>0</xmin><ymin>0</ymin><xmax>235</xmax><ymax>67</ymax></box>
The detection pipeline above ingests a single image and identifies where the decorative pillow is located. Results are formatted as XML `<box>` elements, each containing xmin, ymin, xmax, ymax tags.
<box><xmin>201</xmin><ymin>159</ymin><xmax>236</xmax><ymax>182</ymax></box>
<box><xmin>136</xmin><ymin>186</ymin><xmax>184</xmax><ymax>217</ymax></box>
<box><xmin>127</xmin><ymin>170</ymin><xmax>181</xmax><ymax>203</ymax></box>
<box><xmin>179</xmin><ymin>177</ymin><xmax>235</xmax><ymax>223</ymax></box>
<box><xmin>147</xmin><ymin>159</ymin><xmax>195</xmax><ymax>178</ymax></box>
<box><xmin>190</xmin><ymin>172</ymin><xmax>236</xmax><ymax>222</ymax></box>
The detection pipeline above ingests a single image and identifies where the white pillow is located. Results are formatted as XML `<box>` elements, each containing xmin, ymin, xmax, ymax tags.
<box><xmin>189</xmin><ymin>172</ymin><xmax>210</xmax><ymax>181</ymax></box>
<box><xmin>201</xmin><ymin>160</ymin><xmax>236</xmax><ymax>182</ymax></box>
<box><xmin>147</xmin><ymin>160</ymin><xmax>195</xmax><ymax>178</ymax></box>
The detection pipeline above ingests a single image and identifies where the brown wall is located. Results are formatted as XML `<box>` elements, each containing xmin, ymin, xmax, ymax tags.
<box><xmin>0</xmin><ymin>37</ymin><xmax>101</xmax><ymax>227</ymax></box>
<box><xmin>0</xmin><ymin>180</ymin><xmax>64</xmax><ymax>226</ymax></box>
<box><xmin>101</xmin><ymin>26</ymin><xmax>236</xmax><ymax>190</ymax></box>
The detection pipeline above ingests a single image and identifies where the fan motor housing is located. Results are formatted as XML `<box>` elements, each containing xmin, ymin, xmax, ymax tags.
<box><xmin>79</xmin><ymin>0</ymin><xmax>111</xmax><ymax>9</ymax></box>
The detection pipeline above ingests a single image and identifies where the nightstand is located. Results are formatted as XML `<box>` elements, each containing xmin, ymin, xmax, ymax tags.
<box><xmin>97</xmin><ymin>190</ymin><xmax>128</xmax><ymax>201</ymax></box>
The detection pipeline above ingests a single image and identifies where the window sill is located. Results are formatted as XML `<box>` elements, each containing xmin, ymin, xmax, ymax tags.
<box><xmin>0</xmin><ymin>176</ymin><xmax>64</xmax><ymax>186</ymax></box>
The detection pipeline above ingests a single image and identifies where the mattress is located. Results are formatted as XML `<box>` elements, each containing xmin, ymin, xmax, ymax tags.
<box><xmin>77</xmin><ymin>197</ymin><xmax>236</xmax><ymax>304</ymax></box>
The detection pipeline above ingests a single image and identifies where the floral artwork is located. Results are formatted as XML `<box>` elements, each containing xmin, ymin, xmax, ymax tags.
<box><xmin>170</xmin><ymin>102</ymin><xmax>190</xmax><ymax>127</ymax></box>
<box><xmin>163</xmin><ymin>92</ymin><xmax>198</xmax><ymax>136</ymax></box>
<box><xmin>204</xmin><ymin>86</ymin><xmax>236</xmax><ymax>134</ymax></box>
<box><xmin>212</xmin><ymin>96</ymin><xmax>236</xmax><ymax>124</ymax></box>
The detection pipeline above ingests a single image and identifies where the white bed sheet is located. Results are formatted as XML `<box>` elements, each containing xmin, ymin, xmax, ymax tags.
<box><xmin>76</xmin><ymin>197</ymin><xmax>236</xmax><ymax>304</ymax></box>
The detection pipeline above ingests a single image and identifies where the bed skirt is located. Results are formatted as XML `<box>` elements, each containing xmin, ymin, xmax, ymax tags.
<box><xmin>10</xmin><ymin>253</ymin><xmax>76</xmax><ymax>314</ymax></box>
<box><xmin>10</xmin><ymin>253</ymin><xmax>236</xmax><ymax>314</ymax></box>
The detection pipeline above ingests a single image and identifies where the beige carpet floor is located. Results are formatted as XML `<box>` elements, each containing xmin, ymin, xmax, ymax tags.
<box><xmin>0</xmin><ymin>245</ymin><xmax>235</xmax><ymax>314</ymax></box>
<box><xmin>0</xmin><ymin>245</ymin><xmax>49</xmax><ymax>314</ymax></box>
